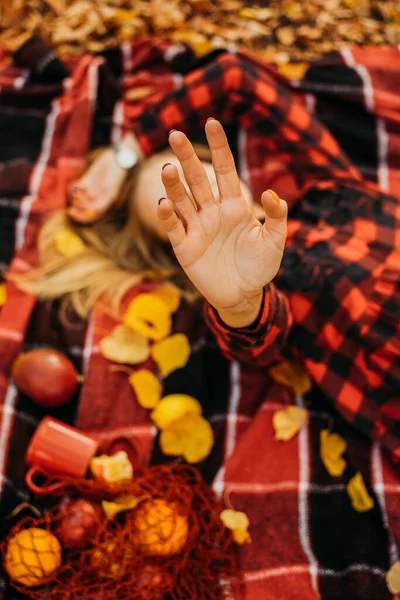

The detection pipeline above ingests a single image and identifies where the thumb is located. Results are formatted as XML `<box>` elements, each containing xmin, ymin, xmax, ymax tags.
<box><xmin>261</xmin><ymin>189</ymin><xmax>288</xmax><ymax>249</ymax></box>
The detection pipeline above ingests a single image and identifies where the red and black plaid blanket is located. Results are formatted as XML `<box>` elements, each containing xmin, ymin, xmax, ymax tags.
<box><xmin>0</xmin><ymin>37</ymin><xmax>400</xmax><ymax>600</ymax></box>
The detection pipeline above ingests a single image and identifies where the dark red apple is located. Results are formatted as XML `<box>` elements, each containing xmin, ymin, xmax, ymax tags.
<box><xmin>56</xmin><ymin>498</ymin><xmax>102</xmax><ymax>549</ymax></box>
<box><xmin>12</xmin><ymin>348</ymin><xmax>80</xmax><ymax>408</ymax></box>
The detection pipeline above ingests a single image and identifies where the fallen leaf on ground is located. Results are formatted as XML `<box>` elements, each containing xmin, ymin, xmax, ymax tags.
<box><xmin>151</xmin><ymin>334</ymin><xmax>191</xmax><ymax>378</ymax></box>
<box><xmin>151</xmin><ymin>394</ymin><xmax>202</xmax><ymax>430</ymax></box>
<box><xmin>129</xmin><ymin>369</ymin><xmax>161</xmax><ymax>409</ymax></box>
<box><xmin>347</xmin><ymin>472</ymin><xmax>374</xmax><ymax>512</ymax></box>
<box><xmin>54</xmin><ymin>229</ymin><xmax>86</xmax><ymax>257</ymax></box>
<box><xmin>123</xmin><ymin>293</ymin><xmax>171</xmax><ymax>341</ymax></box>
<box><xmin>269</xmin><ymin>360</ymin><xmax>312</xmax><ymax>395</ymax></box>
<box><xmin>272</xmin><ymin>405</ymin><xmax>307</xmax><ymax>441</ymax></box>
<box><xmin>160</xmin><ymin>414</ymin><xmax>214</xmax><ymax>463</ymax></box>
<box><xmin>220</xmin><ymin>509</ymin><xmax>251</xmax><ymax>544</ymax></box>
<box><xmin>386</xmin><ymin>561</ymin><xmax>400</xmax><ymax>594</ymax></box>
<box><xmin>320</xmin><ymin>430</ymin><xmax>347</xmax><ymax>477</ymax></box>
<box><xmin>100</xmin><ymin>325</ymin><xmax>150</xmax><ymax>365</ymax></box>
<box><xmin>278</xmin><ymin>62</ymin><xmax>308</xmax><ymax>80</ymax></box>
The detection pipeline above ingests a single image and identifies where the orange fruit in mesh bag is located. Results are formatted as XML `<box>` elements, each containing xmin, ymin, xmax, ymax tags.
<box><xmin>5</xmin><ymin>528</ymin><xmax>62</xmax><ymax>587</ymax></box>
<box><xmin>132</xmin><ymin>499</ymin><xmax>188</xmax><ymax>556</ymax></box>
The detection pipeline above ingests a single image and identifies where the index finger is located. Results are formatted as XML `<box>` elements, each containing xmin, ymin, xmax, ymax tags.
<box><xmin>205</xmin><ymin>118</ymin><xmax>242</xmax><ymax>200</ymax></box>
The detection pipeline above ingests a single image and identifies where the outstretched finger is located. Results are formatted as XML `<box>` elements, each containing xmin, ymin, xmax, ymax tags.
<box><xmin>205</xmin><ymin>118</ymin><xmax>242</xmax><ymax>200</ymax></box>
<box><xmin>261</xmin><ymin>189</ymin><xmax>288</xmax><ymax>249</ymax></box>
<box><xmin>157</xmin><ymin>197</ymin><xmax>186</xmax><ymax>247</ymax></box>
<box><xmin>162</xmin><ymin>162</ymin><xmax>198</xmax><ymax>228</ymax></box>
<box><xmin>169</xmin><ymin>130</ymin><xmax>215</xmax><ymax>208</ymax></box>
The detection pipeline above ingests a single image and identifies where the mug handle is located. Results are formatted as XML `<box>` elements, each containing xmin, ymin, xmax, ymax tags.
<box><xmin>25</xmin><ymin>466</ymin><xmax>66</xmax><ymax>497</ymax></box>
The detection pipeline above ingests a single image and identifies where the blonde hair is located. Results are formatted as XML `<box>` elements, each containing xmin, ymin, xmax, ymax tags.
<box><xmin>13</xmin><ymin>147</ymin><xmax>200</xmax><ymax>319</ymax></box>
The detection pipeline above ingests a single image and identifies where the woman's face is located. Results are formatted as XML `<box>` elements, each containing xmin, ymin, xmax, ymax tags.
<box><xmin>133</xmin><ymin>150</ymin><xmax>261</xmax><ymax>241</ymax></box>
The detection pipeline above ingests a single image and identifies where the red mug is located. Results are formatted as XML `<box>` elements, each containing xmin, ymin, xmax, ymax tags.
<box><xmin>25</xmin><ymin>417</ymin><xmax>99</xmax><ymax>495</ymax></box>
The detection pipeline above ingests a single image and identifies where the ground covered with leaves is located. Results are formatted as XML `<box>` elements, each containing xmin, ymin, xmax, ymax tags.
<box><xmin>0</xmin><ymin>0</ymin><xmax>399</xmax><ymax>64</ymax></box>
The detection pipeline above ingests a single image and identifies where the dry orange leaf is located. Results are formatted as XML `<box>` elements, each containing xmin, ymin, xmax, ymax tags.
<box><xmin>125</xmin><ymin>86</ymin><xmax>155</xmax><ymax>102</ymax></box>
<box><xmin>123</xmin><ymin>293</ymin><xmax>171</xmax><ymax>341</ymax></box>
<box><xmin>100</xmin><ymin>325</ymin><xmax>150</xmax><ymax>365</ymax></box>
<box><xmin>160</xmin><ymin>414</ymin><xmax>214</xmax><ymax>464</ymax></box>
<box><xmin>151</xmin><ymin>394</ymin><xmax>202</xmax><ymax>430</ymax></box>
<box><xmin>347</xmin><ymin>472</ymin><xmax>374</xmax><ymax>512</ymax></box>
<box><xmin>90</xmin><ymin>451</ymin><xmax>133</xmax><ymax>483</ymax></box>
<box><xmin>278</xmin><ymin>62</ymin><xmax>308</xmax><ymax>80</ymax></box>
<box><xmin>386</xmin><ymin>561</ymin><xmax>400</xmax><ymax>594</ymax></box>
<box><xmin>0</xmin><ymin>283</ymin><xmax>7</xmax><ymax>307</ymax></box>
<box><xmin>54</xmin><ymin>229</ymin><xmax>86</xmax><ymax>257</ymax></box>
<box><xmin>153</xmin><ymin>283</ymin><xmax>181</xmax><ymax>313</ymax></box>
<box><xmin>129</xmin><ymin>369</ymin><xmax>161</xmax><ymax>409</ymax></box>
<box><xmin>272</xmin><ymin>405</ymin><xmax>307</xmax><ymax>441</ymax></box>
<box><xmin>220</xmin><ymin>509</ymin><xmax>251</xmax><ymax>545</ymax></box>
<box><xmin>269</xmin><ymin>360</ymin><xmax>312</xmax><ymax>395</ymax></box>
<box><xmin>320</xmin><ymin>430</ymin><xmax>347</xmax><ymax>477</ymax></box>
<box><xmin>151</xmin><ymin>333</ymin><xmax>191</xmax><ymax>379</ymax></box>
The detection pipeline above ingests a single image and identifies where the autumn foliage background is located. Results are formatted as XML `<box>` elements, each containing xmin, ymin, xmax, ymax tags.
<box><xmin>0</xmin><ymin>0</ymin><xmax>399</xmax><ymax>65</ymax></box>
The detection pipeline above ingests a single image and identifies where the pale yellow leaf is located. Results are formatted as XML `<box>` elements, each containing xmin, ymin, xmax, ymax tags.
<box><xmin>100</xmin><ymin>325</ymin><xmax>150</xmax><ymax>365</ymax></box>
<box><xmin>220</xmin><ymin>509</ymin><xmax>251</xmax><ymax>544</ymax></box>
<box><xmin>90</xmin><ymin>451</ymin><xmax>133</xmax><ymax>484</ymax></box>
<box><xmin>151</xmin><ymin>394</ymin><xmax>201</xmax><ymax>430</ymax></box>
<box><xmin>123</xmin><ymin>293</ymin><xmax>171</xmax><ymax>341</ymax></box>
<box><xmin>151</xmin><ymin>334</ymin><xmax>191</xmax><ymax>378</ymax></box>
<box><xmin>269</xmin><ymin>360</ymin><xmax>312</xmax><ymax>395</ymax></box>
<box><xmin>272</xmin><ymin>406</ymin><xmax>307</xmax><ymax>441</ymax></box>
<box><xmin>160</xmin><ymin>414</ymin><xmax>214</xmax><ymax>463</ymax></box>
<box><xmin>129</xmin><ymin>369</ymin><xmax>161</xmax><ymax>409</ymax></box>
<box><xmin>386</xmin><ymin>561</ymin><xmax>400</xmax><ymax>594</ymax></box>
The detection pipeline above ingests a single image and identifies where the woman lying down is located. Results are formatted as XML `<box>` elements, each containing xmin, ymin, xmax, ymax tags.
<box><xmin>13</xmin><ymin>51</ymin><xmax>400</xmax><ymax>599</ymax></box>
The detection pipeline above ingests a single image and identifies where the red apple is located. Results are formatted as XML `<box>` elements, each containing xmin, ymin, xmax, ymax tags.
<box><xmin>56</xmin><ymin>498</ymin><xmax>102</xmax><ymax>549</ymax></box>
<box><xmin>12</xmin><ymin>348</ymin><xmax>80</xmax><ymax>408</ymax></box>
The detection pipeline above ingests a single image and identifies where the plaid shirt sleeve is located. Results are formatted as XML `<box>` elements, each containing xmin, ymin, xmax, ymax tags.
<box><xmin>204</xmin><ymin>284</ymin><xmax>292</xmax><ymax>366</ymax></box>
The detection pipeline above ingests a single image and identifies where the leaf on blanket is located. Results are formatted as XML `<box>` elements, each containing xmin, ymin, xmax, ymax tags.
<box><xmin>152</xmin><ymin>283</ymin><xmax>181</xmax><ymax>313</ymax></box>
<box><xmin>90</xmin><ymin>450</ymin><xmax>134</xmax><ymax>483</ymax></box>
<box><xmin>123</xmin><ymin>293</ymin><xmax>172</xmax><ymax>341</ymax></box>
<box><xmin>151</xmin><ymin>334</ymin><xmax>191</xmax><ymax>378</ymax></box>
<box><xmin>160</xmin><ymin>414</ymin><xmax>214</xmax><ymax>463</ymax></box>
<box><xmin>151</xmin><ymin>394</ymin><xmax>202</xmax><ymax>430</ymax></box>
<box><xmin>0</xmin><ymin>283</ymin><xmax>7</xmax><ymax>307</ymax></box>
<box><xmin>220</xmin><ymin>509</ymin><xmax>251</xmax><ymax>544</ymax></box>
<box><xmin>320</xmin><ymin>429</ymin><xmax>347</xmax><ymax>477</ymax></box>
<box><xmin>278</xmin><ymin>63</ymin><xmax>308</xmax><ymax>80</ymax></box>
<box><xmin>347</xmin><ymin>472</ymin><xmax>374</xmax><ymax>512</ymax></box>
<box><xmin>102</xmin><ymin>495</ymin><xmax>144</xmax><ymax>520</ymax></box>
<box><xmin>100</xmin><ymin>325</ymin><xmax>150</xmax><ymax>365</ymax></box>
<box><xmin>125</xmin><ymin>86</ymin><xmax>156</xmax><ymax>102</ymax></box>
<box><xmin>129</xmin><ymin>369</ymin><xmax>162</xmax><ymax>409</ymax></box>
<box><xmin>269</xmin><ymin>360</ymin><xmax>312</xmax><ymax>395</ymax></box>
<box><xmin>272</xmin><ymin>405</ymin><xmax>307</xmax><ymax>441</ymax></box>
<box><xmin>54</xmin><ymin>229</ymin><xmax>86</xmax><ymax>257</ymax></box>
<box><xmin>386</xmin><ymin>561</ymin><xmax>400</xmax><ymax>594</ymax></box>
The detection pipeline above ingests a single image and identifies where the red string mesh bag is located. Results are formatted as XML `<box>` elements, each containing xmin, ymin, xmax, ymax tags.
<box><xmin>1</xmin><ymin>464</ymin><xmax>237</xmax><ymax>599</ymax></box>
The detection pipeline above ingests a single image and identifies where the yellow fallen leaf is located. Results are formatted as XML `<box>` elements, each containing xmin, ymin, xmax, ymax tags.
<box><xmin>160</xmin><ymin>414</ymin><xmax>214</xmax><ymax>463</ymax></box>
<box><xmin>151</xmin><ymin>334</ymin><xmax>191</xmax><ymax>378</ymax></box>
<box><xmin>320</xmin><ymin>430</ymin><xmax>347</xmax><ymax>477</ymax></box>
<box><xmin>100</xmin><ymin>325</ymin><xmax>150</xmax><ymax>365</ymax></box>
<box><xmin>272</xmin><ymin>406</ymin><xmax>307</xmax><ymax>441</ymax></box>
<box><xmin>386</xmin><ymin>561</ymin><xmax>400</xmax><ymax>594</ymax></box>
<box><xmin>269</xmin><ymin>360</ymin><xmax>312</xmax><ymax>395</ymax></box>
<box><xmin>153</xmin><ymin>283</ymin><xmax>181</xmax><ymax>313</ymax></box>
<box><xmin>151</xmin><ymin>394</ymin><xmax>202</xmax><ymax>430</ymax></box>
<box><xmin>220</xmin><ymin>509</ymin><xmax>251</xmax><ymax>545</ymax></box>
<box><xmin>347</xmin><ymin>472</ymin><xmax>374</xmax><ymax>512</ymax></box>
<box><xmin>102</xmin><ymin>495</ymin><xmax>143</xmax><ymax>520</ymax></box>
<box><xmin>54</xmin><ymin>229</ymin><xmax>86</xmax><ymax>257</ymax></box>
<box><xmin>129</xmin><ymin>369</ymin><xmax>161</xmax><ymax>409</ymax></box>
<box><xmin>0</xmin><ymin>283</ymin><xmax>7</xmax><ymax>307</ymax></box>
<box><xmin>123</xmin><ymin>293</ymin><xmax>171</xmax><ymax>341</ymax></box>
<box><xmin>278</xmin><ymin>63</ymin><xmax>308</xmax><ymax>80</ymax></box>
<box><xmin>90</xmin><ymin>451</ymin><xmax>133</xmax><ymax>483</ymax></box>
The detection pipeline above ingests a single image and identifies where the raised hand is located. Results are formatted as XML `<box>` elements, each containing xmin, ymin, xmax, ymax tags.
<box><xmin>158</xmin><ymin>119</ymin><xmax>288</xmax><ymax>328</ymax></box>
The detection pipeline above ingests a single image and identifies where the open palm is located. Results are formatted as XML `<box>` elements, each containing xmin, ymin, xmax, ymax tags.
<box><xmin>158</xmin><ymin>120</ymin><xmax>287</xmax><ymax>314</ymax></box>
